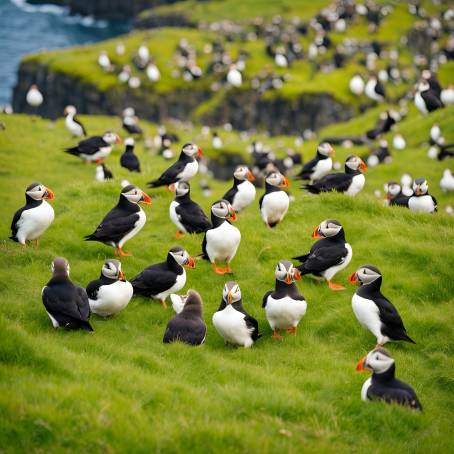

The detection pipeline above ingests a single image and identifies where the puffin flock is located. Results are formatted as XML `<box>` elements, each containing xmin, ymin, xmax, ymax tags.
<box><xmin>8</xmin><ymin>1</ymin><xmax>454</xmax><ymax>413</ymax></box>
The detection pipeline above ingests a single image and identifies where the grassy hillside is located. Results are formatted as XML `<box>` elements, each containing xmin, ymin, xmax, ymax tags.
<box><xmin>0</xmin><ymin>108</ymin><xmax>453</xmax><ymax>452</ymax></box>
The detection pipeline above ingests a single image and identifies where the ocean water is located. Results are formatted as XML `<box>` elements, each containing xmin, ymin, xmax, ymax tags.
<box><xmin>0</xmin><ymin>0</ymin><xmax>129</xmax><ymax>105</ymax></box>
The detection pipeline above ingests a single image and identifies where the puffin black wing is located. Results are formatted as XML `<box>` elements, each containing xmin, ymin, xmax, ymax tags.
<box><xmin>390</xmin><ymin>195</ymin><xmax>410</xmax><ymax>207</ymax></box>
<box><xmin>258</xmin><ymin>193</ymin><xmax>265</xmax><ymax>210</ymax></box>
<box><xmin>368</xmin><ymin>379</ymin><xmax>422</xmax><ymax>410</ymax></box>
<box><xmin>86</xmin><ymin>279</ymin><xmax>103</xmax><ymax>300</ymax></box>
<box><xmin>375</xmin><ymin>296</ymin><xmax>415</xmax><ymax>343</ymax></box>
<box><xmin>375</xmin><ymin>80</ymin><xmax>386</xmax><ymax>98</ymax></box>
<box><xmin>147</xmin><ymin>161</ymin><xmax>187</xmax><ymax>188</ymax></box>
<box><xmin>65</xmin><ymin>136</ymin><xmax>106</xmax><ymax>156</ymax></box>
<box><xmin>262</xmin><ymin>290</ymin><xmax>272</xmax><ymax>308</ymax></box>
<box><xmin>85</xmin><ymin>212</ymin><xmax>140</xmax><ymax>244</ymax></box>
<box><xmin>223</xmin><ymin>185</ymin><xmax>237</xmax><ymax>204</ymax></box>
<box><xmin>201</xmin><ymin>233</ymin><xmax>209</xmax><ymax>260</ymax></box>
<box><xmin>163</xmin><ymin>314</ymin><xmax>206</xmax><ymax>345</ymax></box>
<box><xmin>297</xmin><ymin>157</ymin><xmax>318</xmax><ymax>179</ymax></box>
<box><xmin>305</xmin><ymin>172</ymin><xmax>353</xmax><ymax>194</ymax></box>
<box><xmin>131</xmin><ymin>264</ymin><xmax>179</xmax><ymax>297</ymax></box>
<box><xmin>176</xmin><ymin>203</ymin><xmax>211</xmax><ymax>233</ymax></box>
<box><xmin>421</xmin><ymin>90</ymin><xmax>443</xmax><ymax>112</ymax></box>
<box><xmin>123</xmin><ymin>123</ymin><xmax>143</xmax><ymax>135</ymax></box>
<box><xmin>296</xmin><ymin>244</ymin><xmax>347</xmax><ymax>274</ymax></box>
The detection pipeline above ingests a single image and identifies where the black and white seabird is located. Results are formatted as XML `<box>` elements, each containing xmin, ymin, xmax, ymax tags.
<box><xmin>86</xmin><ymin>259</ymin><xmax>133</xmax><ymax>317</ymax></box>
<box><xmin>356</xmin><ymin>347</ymin><xmax>422</xmax><ymax>410</ymax></box>
<box><xmin>201</xmin><ymin>200</ymin><xmax>241</xmax><ymax>274</ymax></box>
<box><xmin>408</xmin><ymin>178</ymin><xmax>437</xmax><ymax>213</ymax></box>
<box><xmin>26</xmin><ymin>84</ymin><xmax>43</xmax><ymax>107</ymax></box>
<box><xmin>222</xmin><ymin>165</ymin><xmax>256</xmax><ymax>212</ymax></box>
<box><xmin>95</xmin><ymin>163</ymin><xmax>114</xmax><ymax>182</ymax></box>
<box><xmin>131</xmin><ymin>246</ymin><xmax>195</xmax><ymax>309</ymax></box>
<box><xmin>259</xmin><ymin>171</ymin><xmax>290</xmax><ymax>228</ymax></box>
<box><xmin>305</xmin><ymin>155</ymin><xmax>366</xmax><ymax>196</ymax></box>
<box><xmin>293</xmin><ymin>219</ymin><xmax>352</xmax><ymax>291</ymax></box>
<box><xmin>296</xmin><ymin>142</ymin><xmax>334</xmax><ymax>181</ymax></box>
<box><xmin>414</xmin><ymin>81</ymin><xmax>443</xmax><ymax>114</ymax></box>
<box><xmin>262</xmin><ymin>260</ymin><xmax>307</xmax><ymax>339</ymax></box>
<box><xmin>385</xmin><ymin>181</ymin><xmax>410</xmax><ymax>207</ymax></box>
<box><xmin>64</xmin><ymin>105</ymin><xmax>86</xmax><ymax>137</ymax></box>
<box><xmin>65</xmin><ymin>131</ymin><xmax>121</xmax><ymax>163</ymax></box>
<box><xmin>120</xmin><ymin>138</ymin><xmax>141</xmax><ymax>172</ymax></box>
<box><xmin>212</xmin><ymin>281</ymin><xmax>261</xmax><ymax>347</ymax></box>
<box><xmin>42</xmin><ymin>257</ymin><xmax>93</xmax><ymax>331</ymax></box>
<box><xmin>349</xmin><ymin>265</ymin><xmax>415</xmax><ymax>346</ymax></box>
<box><xmin>84</xmin><ymin>185</ymin><xmax>151</xmax><ymax>256</ymax></box>
<box><xmin>10</xmin><ymin>182</ymin><xmax>55</xmax><ymax>245</ymax></box>
<box><xmin>365</xmin><ymin>74</ymin><xmax>386</xmax><ymax>102</ymax></box>
<box><xmin>122</xmin><ymin>108</ymin><xmax>143</xmax><ymax>136</ymax></box>
<box><xmin>163</xmin><ymin>290</ymin><xmax>207</xmax><ymax>345</ymax></box>
<box><xmin>169</xmin><ymin>181</ymin><xmax>211</xmax><ymax>238</ymax></box>
<box><xmin>147</xmin><ymin>143</ymin><xmax>202</xmax><ymax>188</ymax></box>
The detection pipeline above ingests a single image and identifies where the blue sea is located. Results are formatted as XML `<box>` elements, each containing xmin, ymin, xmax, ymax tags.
<box><xmin>0</xmin><ymin>0</ymin><xmax>128</xmax><ymax>105</ymax></box>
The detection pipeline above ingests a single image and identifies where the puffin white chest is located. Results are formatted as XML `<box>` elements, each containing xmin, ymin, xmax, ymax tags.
<box><xmin>361</xmin><ymin>377</ymin><xmax>372</xmax><ymax>401</ymax></box>
<box><xmin>409</xmin><ymin>195</ymin><xmax>435</xmax><ymax>213</ymax></box>
<box><xmin>346</xmin><ymin>174</ymin><xmax>365</xmax><ymax>196</ymax></box>
<box><xmin>261</xmin><ymin>191</ymin><xmax>289</xmax><ymax>224</ymax></box>
<box><xmin>232</xmin><ymin>181</ymin><xmax>256</xmax><ymax>212</ymax></box>
<box><xmin>118</xmin><ymin>208</ymin><xmax>146</xmax><ymax>247</ymax></box>
<box><xmin>212</xmin><ymin>305</ymin><xmax>253</xmax><ymax>347</ymax></box>
<box><xmin>169</xmin><ymin>201</ymin><xmax>186</xmax><ymax>233</ymax></box>
<box><xmin>81</xmin><ymin>146</ymin><xmax>112</xmax><ymax>162</ymax></box>
<box><xmin>206</xmin><ymin>222</ymin><xmax>241</xmax><ymax>262</ymax></box>
<box><xmin>154</xmin><ymin>269</ymin><xmax>186</xmax><ymax>300</ymax></box>
<box><xmin>312</xmin><ymin>158</ymin><xmax>332</xmax><ymax>181</ymax></box>
<box><xmin>65</xmin><ymin>115</ymin><xmax>83</xmax><ymax>136</ymax></box>
<box><xmin>322</xmin><ymin>243</ymin><xmax>352</xmax><ymax>280</ymax></box>
<box><xmin>89</xmin><ymin>280</ymin><xmax>133</xmax><ymax>316</ymax></box>
<box><xmin>17</xmin><ymin>200</ymin><xmax>54</xmax><ymax>243</ymax></box>
<box><xmin>414</xmin><ymin>92</ymin><xmax>428</xmax><ymax>114</ymax></box>
<box><xmin>178</xmin><ymin>160</ymin><xmax>199</xmax><ymax>181</ymax></box>
<box><xmin>351</xmin><ymin>293</ymin><xmax>387</xmax><ymax>343</ymax></box>
<box><xmin>264</xmin><ymin>295</ymin><xmax>307</xmax><ymax>329</ymax></box>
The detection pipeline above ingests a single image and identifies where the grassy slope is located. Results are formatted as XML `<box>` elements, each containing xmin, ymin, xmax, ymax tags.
<box><xmin>0</xmin><ymin>108</ymin><xmax>454</xmax><ymax>452</ymax></box>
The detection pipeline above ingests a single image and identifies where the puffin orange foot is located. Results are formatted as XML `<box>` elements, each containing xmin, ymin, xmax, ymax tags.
<box><xmin>272</xmin><ymin>329</ymin><xmax>284</xmax><ymax>340</ymax></box>
<box><xmin>286</xmin><ymin>327</ymin><xmax>297</xmax><ymax>335</ymax></box>
<box><xmin>327</xmin><ymin>280</ymin><xmax>345</xmax><ymax>291</ymax></box>
<box><xmin>175</xmin><ymin>231</ymin><xmax>184</xmax><ymax>239</ymax></box>
<box><xmin>160</xmin><ymin>299</ymin><xmax>168</xmax><ymax>310</ymax></box>
<box><xmin>118</xmin><ymin>248</ymin><xmax>132</xmax><ymax>257</ymax></box>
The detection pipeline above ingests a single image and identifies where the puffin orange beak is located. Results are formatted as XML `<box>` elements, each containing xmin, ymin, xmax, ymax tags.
<box><xmin>185</xmin><ymin>256</ymin><xmax>196</xmax><ymax>269</ymax></box>
<box><xmin>168</xmin><ymin>183</ymin><xmax>176</xmax><ymax>192</ymax></box>
<box><xmin>285</xmin><ymin>272</ymin><xmax>292</xmax><ymax>285</ymax></box>
<box><xmin>280</xmin><ymin>177</ymin><xmax>289</xmax><ymax>188</ymax></box>
<box><xmin>44</xmin><ymin>188</ymin><xmax>55</xmax><ymax>200</ymax></box>
<box><xmin>228</xmin><ymin>291</ymin><xmax>233</xmax><ymax>304</ymax></box>
<box><xmin>197</xmin><ymin>147</ymin><xmax>203</xmax><ymax>157</ymax></box>
<box><xmin>116</xmin><ymin>135</ymin><xmax>123</xmax><ymax>144</ymax></box>
<box><xmin>247</xmin><ymin>170</ymin><xmax>256</xmax><ymax>182</ymax></box>
<box><xmin>356</xmin><ymin>356</ymin><xmax>370</xmax><ymax>372</ymax></box>
<box><xmin>140</xmin><ymin>191</ymin><xmax>152</xmax><ymax>205</ymax></box>
<box><xmin>415</xmin><ymin>186</ymin><xmax>422</xmax><ymax>195</ymax></box>
<box><xmin>293</xmin><ymin>269</ymin><xmax>301</xmax><ymax>281</ymax></box>
<box><xmin>229</xmin><ymin>210</ymin><xmax>237</xmax><ymax>221</ymax></box>
<box><xmin>348</xmin><ymin>272</ymin><xmax>359</xmax><ymax>285</ymax></box>
<box><xmin>360</xmin><ymin>159</ymin><xmax>367</xmax><ymax>172</ymax></box>
<box><xmin>118</xmin><ymin>270</ymin><xmax>126</xmax><ymax>281</ymax></box>
<box><xmin>312</xmin><ymin>226</ymin><xmax>321</xmax><ymax>238</ymax></box>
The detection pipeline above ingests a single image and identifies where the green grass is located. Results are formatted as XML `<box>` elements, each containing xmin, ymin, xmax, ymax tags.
<box><xmin>0</xmin><ymin>106</ymin><xmax>454</xmax><ymax>452</ymax></box>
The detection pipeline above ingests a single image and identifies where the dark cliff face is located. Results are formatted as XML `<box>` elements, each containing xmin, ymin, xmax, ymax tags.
<box><xmin>13</xmin><ymin>61</ymin><xmax>352</xmax><ymax>136</ymax></box>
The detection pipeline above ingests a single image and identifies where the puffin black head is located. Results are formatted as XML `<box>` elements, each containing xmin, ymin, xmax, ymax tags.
<box><xmin>345</xmin><ymin>155</ymin><xmax>367</xmax><ymax>173</ymax></box>
<box><xmin>168</xmin><ymin>246</ymin><xmax>195</xmax><ymax>269</ymax></box>
<box><xmin>233</xmin><ymin>165</ymin><xmax>255</xmax><ymax>182</ymax></box>
<box><xmin>26</xmin><ymin>182</ymin><xmax>54</xmax><ymax>201</ymax></box>
<box><xmin>275</xmin><ymin>260</ymin><xmax>301</xmax><ymax>285</ymax></box>
<box><xmin>312</xmin><ymin>219</ymin><xmax>343</xmax><ymax>239</ymax></box>
<box><xmin>356</xmin><ymin>347</ymin><xmax>394</xmax><ymax>374</ymax></box>
<box><xmin>265</xmin><ymin>171</ymin><xmax>289</xmax><ymax>188</ymax></box>
<box><xmin>318</xmin><ymin>142</ymin><xmax>335</xmax><ymax>157</ymax></box>
<box><xmin>385</xmin><ymin>181</ymin><xmax>401</xmax><ymax>199</ymax></box>
<box><xmin>413</xmin><ymin>178</ymin><xmax>428</xmax><ymax>196</ymax></box>
<box><xmin>182</xmin><ymin>142</ymin><xmax>202</xmax><ymax>158</ymax></box>
<box><xmin>101</xmin><ymin>259</ymin><xmax>125</xmax><ymax>281</ymax></box>
<box><xmin>121</xmin><ymin>185</ymin><xmax>151</xmax><ymax>205</ymax></box>
<box><xmin>348</xmin><ymin>264</ymin><xmax>381</xmax><ymax>286</ymax></box>
<box><xmin>51</xmin><ymin>257</ymin><xmax>70</xmax><ymax>277</ymax></box>
<box><xmin>103</xmin><ymin>131</ymin><xmax>122</xmax><ymax>145</ymax></box>
<box><xmin>169</xmin><ymin>181</ymin><xmax>190</xmax><ymax>197</ymax></box>
<box><xmin>181</xmin><ymin>289</ymin><xmax>203</xmax><ymax>315</ymax></box>
<box><xmin>222</xmin><ymin>281</ymin><xmax>242</xmax><ymax>304</ymax></box>
<box><xmin>211</xmin><ymin>199</ymin><xmax>236</xmax><ymax>221</ymax></box>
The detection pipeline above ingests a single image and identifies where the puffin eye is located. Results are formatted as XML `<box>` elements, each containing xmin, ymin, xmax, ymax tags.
<box><xmin>375</xmin><ymin>355</ymin><xmax>379</xmax><ymax>360</ymax></box>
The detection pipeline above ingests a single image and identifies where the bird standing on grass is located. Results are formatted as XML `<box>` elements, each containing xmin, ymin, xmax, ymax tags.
<box><xmin>408</xmin><ymin>178</ymin><xmax>437</xmax><ymax>213</ymax></box>
<box><xmin>64</xmin><ymin>105</ymin><xmax>86</xmax><ymax>137</ymax></box>
<box><xmin>65</xmin><ymin>131</ymin><xmax>121</xmax><ymax>163</ymax></box>
<box><xmin>223</xmin><ymin>165</ymin><xmax>256</xmax><ymax>213</ymax></box>
<box><xmin>259</xmin><ymin>171</ymin><xmax>290</xmax><ymax>228</ymax></box>
<box><xmin>120</xmin><ymin>138</ymin><xmax>141</xmax><ymax>172</ymax></box>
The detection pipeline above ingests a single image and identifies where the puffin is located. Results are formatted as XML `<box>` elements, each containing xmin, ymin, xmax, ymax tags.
<box><xmin>64</xmin><ymin>105</ymin><xmax>86</xmax><ymax>137</ymax></box>
<box><xmin>86</xmin><ymin>259</ymin><xmax>133</xmax><ymax>317</ymax></box>
<box><xmin>26</xmin><ymin>84</ymin><xmax>43</xmax><ymax>107</ymax></box>
<box><xmin>440</xmin><ymin>169</ymin><xmax>454</xmax><ymax>192</ymax></box>
<box><xmin>356</xmin><ymin>347</ymin><xmax>422</xmax><ymax>410</ymax></box>
<box><xmin>366</xmin><ymin>140</ymin><xmax>392</xmax><ymax>168</ymax></box>
<box><xmin>84</xmin><ymin>185</ymin><xmax>151</xmax><ymax>256</ymax></box>
<box><xmin>227</xmin><ymin>64</ymin><xmax>242</xmax><ymax>87</ymax></box>
<box><xmin>122</xmin><ymin>108</ymin><xmax>143</xmax><ymax>136</ymax></box>
<box><xmin>408</xmin><ymin>178</ymin><xmax>437</xmax><ymax>213</ymax></box>
<box><xmin>163</xmin><ymin>290</ymin><xmax>207</xmax><ymax>345</ymax></box>
<box><xmin>131</xmin><ymin>246</ymin><xmax>195</xmax><ymax>309</ymax></box>
<box><xmin>10</xmin><ymin>182</ymin><xmax>55</xmax><ymax>245</ymax></box>
<box><xmin>414</xmin><ymin>81</ymin><xmax>443</xmax><ymax>114</ymax></box>
<box><xmin>222</xmin><ymin>165</ymin><xmax>256</xmax><ymax>213</ymax></box>
<box><xmin>365</xmin><ymin>75</ymin><xmax>385</xmax><ymax>102</ymax></box>
<box><xmin>169</xmin><ymin>181</ymin><xmax>211</xmax><ymax>238</ymax></box>
<box><xmin>212</xmin><ymin>281</ymin><xmax>261</xmax><ymax>347</ymax></box>
<box><xmin>259</xmin><ymin>171</ymin><xmax>290</xmax><ymax>228</ymax></box>
<box><xmin>296</xmin><ymin>142</ymin><xmax>334</xmax><ymax>181</ymax></box>
<box><xmin>262</xmin><ymin>260</ymin><xmax>307</xmax><ymax>339</ymax></box>
<box><xmin>64</xmin><ymin>131</ymin><xmax>121</xmax><ymax>163</ymax></box>
<box><xmin>349</xmin><ymin>265</ymin><xmax>415</xmax><ymax>346</ymax></box>
<box><xmin>95</xmin><ymin>163</ymin><xmax>113</xmax><ymax>182</ymax></box>
<box><xmin>202</xmin><ymin>200</ymin><xmax>241</xmax><ymax>274</ymax></box>
<box><xmin>349</xmin><ymin>74</ymin><xmax>365</xmax><ymax>95</ymax></box>
<box><xmin>293</xmin><ymin>219</ymin><xmax>352</xmax><ymax>291</ymax></box>
<box><xmin>146</xmin><ymin>62</ymin><xmax>161</xmax><ymax>82</ymax></box>
<box><xmin>385</xmin><ymin>181</ymin><xmax>410</xmax><ymax>207</ymax></box>
<box><xmin>41</xmin><ymin>257</ymin><xmax>93</xmax><ymax>331</ymax></box>
<box><xmin>305</xmin><ymin>155</ymin><xmax>366</xmax><ymax>196</ymax></box>
<box><xmin>147</xmin><ymin>143</ymin><xmax>202</xmax><ymax>188</ymax></box>
<box><xmin>120</xmin><ymin>138</ymin><xmax>141</xmax><ymax>172</ymax></box>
